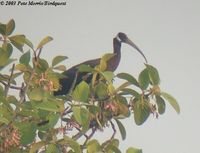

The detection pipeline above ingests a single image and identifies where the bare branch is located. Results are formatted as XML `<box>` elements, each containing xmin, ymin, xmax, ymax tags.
<box><xmin>37</xmin><ymin>47</ymin><xmax>43</xmax><ymax>59</ymax></box>
<box><xmin>0</xmin><ymin>80</ymin><xmax>22</xmax><ymax>90</ymax></box>
<box><xmin>4</xmin><ymin>64</ymin><xmax>15</xmax><ymax>97</ymax></box>
<box><xmin>81</xmin><ymin>127</ymin><xmax>97</xmax><ymax>149</ymax></box>
<box><xmin>19</xmin><ymin>69</ymin><xmax>35</xmax><ymax>103</ymax></box>
<box><xmin>110</xmin><ymin>120</ymin><xmax>116</xmax><ymax>140</ymax></box>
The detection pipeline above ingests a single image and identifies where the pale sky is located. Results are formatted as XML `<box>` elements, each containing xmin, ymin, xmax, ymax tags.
<box><xmin>1</xmin><ymin>0</ymin><xmax>200</xmax><ymax>153</ymax></box>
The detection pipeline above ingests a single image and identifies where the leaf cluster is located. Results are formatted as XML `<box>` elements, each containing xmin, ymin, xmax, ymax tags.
<box><xmin>0</xmin><ymin>19</ymin><xmax>180</xmax><ymax>153</ymax></box>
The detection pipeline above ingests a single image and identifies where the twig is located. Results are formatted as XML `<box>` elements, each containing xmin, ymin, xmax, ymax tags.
<box><xmin>37</xmin><ymin>47</ymin><xmax>43</xmax><ymax>59</ymax></box>
<box><xmin>73</xmin><ymin>126</ymin><xmax>88</xmax><ymax>139</ymax></box>
<box><xmin>100</xmin><ymin>120</ymin><xmax>117</xmax><ymax>152</ymax></box>
<box><xmin>33</xmin><ymin>50</ymin><xmax>37</xmax><ymax>62</ymax></box>
<box><xmin>19</xmin><ymin>48</ymin><xmax>44</xmax><ymax>102</ymax></box>
<box><xmin>0</xmin><ymin>80</ymin><xmax>22</xmax><ymax>90</ymax></box>
<box><xmin>4</xmin><ymin>64</ymin><xmax>15</xmax><ymax>97</ymax></box>
<box><xmin>101</xmin><ymin>120</ymin><xmax>116</xmax><ymax>152</ymax></box>
<box><xmin>33</xmin><ymin>47</ymin><xmax>42</xmax><ymax>68</ymax></box>
<box><xmin>19</xmin><ymin>69</ymin><xmax>35</xmax><ymax>103</ymax></box>
<box><xmin>0</xmin><ymin>74</ymin><xmax>8</xmax><ymax>79</ymax></box>
<box><xmin>72</xmin><ymin>128</ymin><xmax>90</xmax><ymax>141</ymax></box>
<box><xmin>109</xmin><ymin>120</ymin><xmax>116</xmax><ymax>140</ymax></box>
<box><xmin>62</xmin><ymin>107</ymin><xmax>72</xmax><ymax>116</ymax></box>
<box><xmin>81</xmin><ymin>127</ymin><xmax>97</xmax><ymax>149</ymax></box>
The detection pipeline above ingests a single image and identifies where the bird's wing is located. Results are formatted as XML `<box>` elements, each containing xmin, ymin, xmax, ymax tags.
<box><xmin>67</xmin><ymin>58</ymin><xmax>101</xmax><ymax>71</ymax></box>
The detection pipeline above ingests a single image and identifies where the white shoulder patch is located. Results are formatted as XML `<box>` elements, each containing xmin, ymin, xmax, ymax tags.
<box><xmin>115</xmin><ymin>35</ymin><xmax>121</xmax><ymax>42</ymax></box>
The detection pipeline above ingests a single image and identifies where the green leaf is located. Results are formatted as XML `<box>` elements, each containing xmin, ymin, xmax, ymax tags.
<box><xmin>145</xmin><ymin>64</ymin><xmax>160</xmax><ymax>85</ymax></box>
<box><xmin>2</xmin><ymin>42</ymin><xmax>13</xmax><ymax>56</ymax></box>
<box><xmin>0</xmin><ymin>58</ymin><xmax>16</xmax><ymax>70</ymax></box>
<box><xmin>78</xmin><ymin>64</ymin><xmax>94</xmax><ymax>72</ymax></box>
<box><xmin>53</xmin><ymin>65</ymin><xmax>66</xmax><ymax>71</ymax></box>
<box><xmin>103</xmin><ymin>139</ymin><xmax>120</xmax><ymax>153</ymax></box>
<box><xmin>58</xmin><ymin>136</ymin><xmax>81</xmax><ymax>153</ymax></box>
<box><xmin>0</xmin><ymin>104</ymin><xmax>13</xmax><ymax>121</ymax></box>
<box><xmin>18</xmin><ymin>108</ymin><xmax>39</xmax><ymax>119</ymax></box>
<box><xmin>95</xmin><ymin>82</ymin><xmax>108</xmax><ymax>100</ymax></box>
<box><xmin>138</xmin><ymin>68</ymin><xmax>150</xmax><ymax>89</ymax></box>
<box><xmin>15</xmin><ymin>122</ymin><xmax>36</xmax><ymax>145</ymax></box>
<box><xmin>0</xmin><ymin>48</ymin><xmax>10</xmax><ymax>67</ymax></box>
<box><xmin>126</xmin><ymin>147</ymin><xmax>142</xmax><ymax>153</ymax></box>
<box><xmin>72</xmin><ymin>81</ymin><xmax>90</xmax><ymax>102</ymax></box>
<box><xmin>87</xmin><ymin>139</ymin><xmax>102</xmax><ymax>153</ymax></box>
<box><xmin>108</xmin><ymin>83</ymin><xmax>115</xmax><ymax>95</ymax></box>
<box><xmin>7</xmin><ymin>95</ymin><xmax>18</xmax><ymax>105</ymax></box>
<box><xmin>46</xmin><ymin>144</ymin><xmax>60</xmax><ymax>153</ymax></box>
<box><xmin>52</xmin><ymin>55</ymin><xmax>68</xmax><ymax>67</ymax></box>
<box><xmin>72</xmin><ymin>106</ymin><xmax>89</xmax><ymax>131</ymax></box>
<box><xmin>106</xmin><ymin>145</ymin><xmax>121</xmax><ymax>153</ymax></box>
<box><xmin>36</xmin><ymin>36</ymin><xmax>53</xmax><ymax>50</ymax></box>
<box><xmin>101</xmin><ymin>71</ymin><xmax>114</xmax><ymax>82</ymax></box>
<box><xmin>116</xmin><ymin>101</ymin><xmax>130</xmax><ymax>118</ymax></box>
<box><xmin>101</xmin><ymin>53</ymin><xmax>115</xmax><ymax>62</ymax></box>
<box><xmin>0</xmin><ymin>85</ymin><xmax>4</xmax><ymax>97</ymax></box>
<box><xmin>120</xmin><ymin>88</ymin><xmax>140</xmax><ymax>99</ymax></box>
<box><xmin>36</xmin><ymin>101</ymin><xmax>60</xmax><ymax>112</ymax></box>
<box><xmin>0</xmin><ymin>117</ymin><xmax>9</xmax><ymax>124</ymax></box>
<box><xmin>0</xmin><ymin>43</ymin><xmax>13</xmax><ymax>67</ymax></box>
<box><xmin>10</xmin><ymin>148</ymin><xmax>23</xmax><ymax>153</ymax></box>
<box><xmin>88</xmin><ymin>105</ymin><xmax>100</xmax><ymax>115</ymax></box>
<box><xmin>6</xmin><ymin>19</ymin><xmax>15</xmax><ymax>35</ymax></box>
<box><xmin>15</xmin><ymin>63</ymin><xmax>27</xmax><ymax>72</ymax></box>
<box><xmin>161</xmin><ymin>92</ymin><xmax>180</xmax><ymax>114</ymax></box>
<box><xmin>100</xmin><ymin>53</ymin><xmax>115</xmax><ymax>71</ymax></box>
<box><xmin>115</xmin><ymin>119</ymin><xmax>126</xmax><ymax>140</ymax></box>
<box><xmin>0</xmin><ymin>22</ymin><xmax>6</xmax><ymax>35</ymax></box>
<box><xmin>134</xmin><ymin>100</ymin><xmax>150</xmax><ymax>125</ymax></box>
<box><xmin>9</xmin><ymin>35</ymin><xmax>25</xmax><ymax>52</ymax></box>
<box><xmin>37</xmin><ymin>113</ymin><xmax>59</xmax><ymax>130</ymax></box>
<box><xmin>155</xmin><ymin>95</ymin><xmax>166</xmax><ymax>114</ymax></box>
<box><xmin>19</xmin><ymin>51</ymin><xmax>30</xmax><ymax>66</ymax></box>
<box><xmin>38</xmin><ymin>131</ymin><xmax>46</xmax><ymax>141</ymax></box>
<box><xmin>37</xmin><ymin>58</ymin><xmax>49</xmax><ymax>72</ymax></box>
<box><xmin>117</xmin><ymin>73</ymin><xmax>139</xmax><ymax>87</ymax></box>
<box><xmin>24</xmin><ymin>38</ymin><xmax>34</xmax><ymax>49</ymax></box>
<box><xmin>29</xmin><ymin>141</ymin><xmax>46</xmax><ymax>153</ymax></box>
<box><xmin>28</xmin><ymin>87</ymin><xmax>44</xmax><ymax>101</ymax></box>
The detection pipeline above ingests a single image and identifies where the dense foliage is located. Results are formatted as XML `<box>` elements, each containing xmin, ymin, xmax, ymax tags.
<box><xmin>0</xmin><ymin>19</ymin><xmax>180</xmax><ymax>153</ymax></box>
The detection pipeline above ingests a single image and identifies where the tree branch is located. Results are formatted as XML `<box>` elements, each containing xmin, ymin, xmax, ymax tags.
<box><xmin>4</xmin><ymin>64</ymin><xmax>15</xmax><ymax>97</ymax></box>
<box><xmin>19</xmin><ymin>70</ymin><xmax>35</xmax><ymax>103</ymax></box>
<box><xmin>81</xmin><ymin>127</ymin><xmax>97</xmax><ymax>149</ymax></box>
<box><xmin>0</xmin><ymin>80</ymin><xmax>23</xmax><ymax>90</ymax></box>
<box><xmin>110</xmin><ymin>120</ymin><xmax>116</xmax><ymax>140</ymax></box>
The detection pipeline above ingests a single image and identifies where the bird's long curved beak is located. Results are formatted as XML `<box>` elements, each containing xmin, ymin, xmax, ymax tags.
<box><xmin>126</xmin><ymin>38</ymin><xmax>148</xmax><ymax>63</ymax></box>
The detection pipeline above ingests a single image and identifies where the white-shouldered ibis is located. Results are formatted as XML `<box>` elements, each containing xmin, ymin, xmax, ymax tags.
<box><xmin>54</xmin><ymin>32</ymin><xmax>147</xmax><ymax>96</ymax></box>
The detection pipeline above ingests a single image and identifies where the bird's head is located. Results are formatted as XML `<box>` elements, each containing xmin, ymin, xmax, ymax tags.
<box><xmin>117</xmin><ymin>32</ymin><xmax>128</xmax><ymax>42</ymax></box>
<box><xmin>116</xmin><ymin>32</ymin><xmax>148</xmax><ymax>63</ymax></box>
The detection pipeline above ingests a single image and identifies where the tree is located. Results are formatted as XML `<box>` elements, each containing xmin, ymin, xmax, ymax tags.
<box><xmin>0</xmin><ymin>19</ymin><xmax>180</xmax><ymax>153</ymax></box>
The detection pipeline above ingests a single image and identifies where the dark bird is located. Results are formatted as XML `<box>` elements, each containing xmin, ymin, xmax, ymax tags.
<box><xmin>54</xmin><ymin>32</ymin><xmax>147</xmax><ymax>96</ymax></box>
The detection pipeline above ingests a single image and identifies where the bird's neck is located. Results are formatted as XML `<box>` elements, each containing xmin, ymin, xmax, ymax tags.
<box><xmin>106</xmin><ymin>38</ymin><xmax>122</xmax><ymax>71</ymax></box>
<box><xmin>113</xmin><ymin>38</ymin><xmax>122</xmax><ymax>55</ymax></box>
